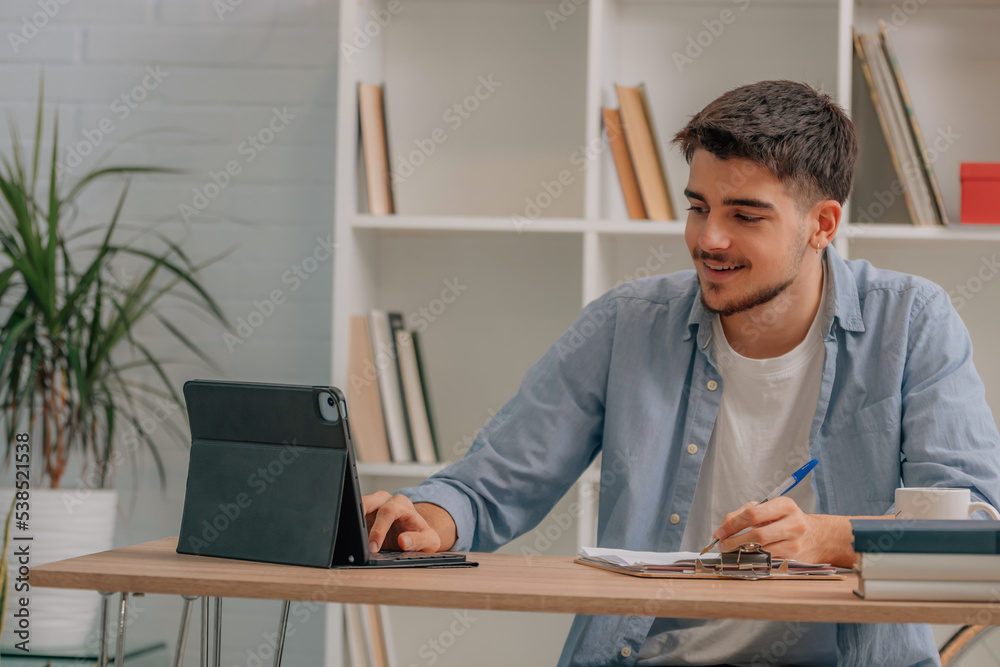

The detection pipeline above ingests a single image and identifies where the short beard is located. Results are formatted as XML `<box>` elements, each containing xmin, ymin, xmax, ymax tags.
<box><xmin>700</xmin><ymin>277</ymin><xmax>796</xmax><ymax>317</ymax></box>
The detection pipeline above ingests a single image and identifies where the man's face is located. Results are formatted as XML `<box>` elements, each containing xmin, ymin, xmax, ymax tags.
<box><xmin>683</xmin><ymin>149</ymin><xmax>812</xmax><ymax>317</ymax></box>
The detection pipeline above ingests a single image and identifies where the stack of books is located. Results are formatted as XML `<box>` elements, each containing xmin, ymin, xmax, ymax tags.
<box><xmin>853</xmin><ymin>22</ymin><xmax>948</xmax><ymax>226</ymax></box>
<box><xmin>852</xmin><ymin>519</ymin><xmax>1000</xmax><ymax>601</ymax></box>
<box><xmin>347</xmin><ymin>311</ymin><xmax>440</xmax><ymax>464</ymax></box>
<box><xmin>603</xmin><ymin>84</ymin><xmax>675</xmax><ymax>221</ymax></box>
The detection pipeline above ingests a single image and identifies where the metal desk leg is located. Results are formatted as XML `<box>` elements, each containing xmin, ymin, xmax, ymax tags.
<box><xmin>115</xmin><ymin>592</ymin><xmax>129</xmax><ymax>666</ymax></box>
<box><xmin>213</xmin><ymin>597</ymin><xmax>222</xmax><ymax>667</ymax></box>
<box><xmin>98</xmin><ymin>591</ymin><xmax>113</xmax><ymax>667</ymax></box>
<box><xmin>273</xmin><ymin>601</ymin><xmax>290</xmax><ymax>667</ymax></box>
<box><xmin>173</xmin><ymin>595</ymin><xmax>198</xmax><ymax>667</ymax></box>
<box><xmin>200</xmin><ymin>597</ymin><xmax>209</xmax><ymax>667</ymax></box>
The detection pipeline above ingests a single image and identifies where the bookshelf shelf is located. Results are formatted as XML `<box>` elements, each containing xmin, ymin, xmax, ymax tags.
<box><xmin>332</xmin><ymin>0</ymin><xmax>1000</xmax><ymax>663</ymax></box>
<box><xmin>847</xmin><ymin>224</ymin><xmax>1000</xmax><ymax>243</ymax></box>
<box><xmin>353</xmin><ymin>215</ymin><xmax>690</xmax><ymax>236</ymax></box>
<box><xmin>353</xmin><ymin>215</ymin><xmax>595</xmax><ymax>234</ymax></box>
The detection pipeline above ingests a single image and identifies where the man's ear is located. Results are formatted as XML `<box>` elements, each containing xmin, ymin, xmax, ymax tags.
<box><xmin>809</xmin><ymin>199</ymin><xmax>842</xmax><ymax>251</ymax></box>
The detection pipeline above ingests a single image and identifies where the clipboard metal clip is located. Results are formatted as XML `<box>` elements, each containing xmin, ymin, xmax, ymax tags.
<box><xmin>693</xmin><ymin>543</ymin><xmax>788</xmax><ymax>580</ymax></box>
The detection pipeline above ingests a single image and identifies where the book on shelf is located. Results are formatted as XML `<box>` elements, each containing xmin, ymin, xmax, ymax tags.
<box><xmin>602</xmin><ymin>107</ymin><xmax>646</xmax><ymax>220</ymax></box>
<box><xmin>387</xmin><ymin>312</ymin><xmax>415</xmax><ymax>457</ymax></box>
<box><xmin>368</xmin><ymin>310</ymin><xmax>414</xmax><ymax>463</ymax></box>
<box><xmin>352</xmin><ymin>310</ymin><xmax>441</xmax><ymax>465</ymax></box>
<box><xmin>853</xmin><ymin>28</ymin><xmax>944</xmax><ymax>226</ymax></box>
<box><xmin>411</xmin><ymin>330</ymin><xmax>439</xmax><ymax>461</ymax></box>
<box><xmin>395</xmin><ymin>329</ymin><xmax>437</xmax><ymax>464</ymax></box>
<box><xmin>347</xmin><ymin>315</ymin><xmax>392</xmax><ymax>463</ymax></box>
<box><xmin>878</xmin><ymin>21</ymin><xmax>949</xmax><ymax>226</ymax></box>
<box><xmin>358</xmin><ymin>82</ymin><xmax>394</xmax><ymax>216</ymax></box>
<box><xmin>615</xmin><ymin>83</ymin><xmax>675</xmax><ymax>221</ymax></box>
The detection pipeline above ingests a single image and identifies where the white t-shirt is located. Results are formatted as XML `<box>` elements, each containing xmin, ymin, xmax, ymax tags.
<box><xmin>637</xmin><ymin>266</ymin><xmax>837</xmax><ymax>667</ymax></box>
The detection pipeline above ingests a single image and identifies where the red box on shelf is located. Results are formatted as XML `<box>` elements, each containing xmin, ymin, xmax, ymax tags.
<box><xmin>961</xmin><ymin>163</ymin><xmax>1000</xmax><ymax>224</ymax></box>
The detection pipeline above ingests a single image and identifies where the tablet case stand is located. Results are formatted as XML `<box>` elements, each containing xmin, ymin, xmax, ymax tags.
<box><xmin>177</xmin><ymin>380</ymin><xmax>366</xmax><ymax>568</ymax></box>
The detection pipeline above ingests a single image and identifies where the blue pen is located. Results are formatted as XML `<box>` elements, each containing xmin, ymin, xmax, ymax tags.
<box><xmin>699</xmin><ymin>458</ymin><xmax>820</xmax><ymax>555</ymax></box>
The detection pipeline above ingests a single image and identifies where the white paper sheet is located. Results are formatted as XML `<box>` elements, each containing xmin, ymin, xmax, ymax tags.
<box><xmin>578</xmin><ymin>546</ymin><xmax>830</xmax><ymax>569</ymax></box>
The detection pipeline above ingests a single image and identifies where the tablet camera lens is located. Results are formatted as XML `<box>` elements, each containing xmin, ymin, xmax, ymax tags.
<box><xmin>328</xmin><ymin>396</ymin><xmax>335</xmax><ymax>406</ymax></box>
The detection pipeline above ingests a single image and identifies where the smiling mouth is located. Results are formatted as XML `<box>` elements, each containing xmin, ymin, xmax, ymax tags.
<box><xmin>702</xmin><ymin>260</ymin><xmax>747</xmax><ymax>276</ymax></box>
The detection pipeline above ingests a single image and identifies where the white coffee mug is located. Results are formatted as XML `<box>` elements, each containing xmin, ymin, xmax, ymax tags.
<box><xmin>895</xmin><ymin>487</ymin><xmax>1000</xmax><ymax>520</ymax></box>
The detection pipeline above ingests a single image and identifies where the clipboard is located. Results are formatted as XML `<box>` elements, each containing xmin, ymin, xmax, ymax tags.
<box><xmin>576</xmin><ymin>543</ymin><xmax>845</xmax><ymax>581</ymax></box>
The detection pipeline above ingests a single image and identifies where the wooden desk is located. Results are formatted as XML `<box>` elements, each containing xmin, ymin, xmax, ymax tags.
<box><xmin>33</xmin><ymin>537</ymin><xmax>1000</xmax><ymax>627</ymax></box>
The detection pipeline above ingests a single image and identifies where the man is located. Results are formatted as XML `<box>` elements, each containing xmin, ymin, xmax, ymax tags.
<box><xmin>362</xmin><ymin>81</ymin><xmax>1000</xmax><ymax>666</ymax></box>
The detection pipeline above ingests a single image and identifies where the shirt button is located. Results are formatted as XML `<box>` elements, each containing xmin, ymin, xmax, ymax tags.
<box><xmin>706</xmin><ymin>380</ymin><xmax>718</xmax><ymax>391</ymax></box>
<box><xmin>621</xmin><ymin>646</ymin><xmax>632</xmax><ymax>658</ymax></box>
<box><xmin>687</xmin><ymin>443</ymin><xmax>698</xmax><ymax>455</ymax></box>
<box><xmin>669</xmin><ymin>513</ymin><xmax>680</xmax><ymax>524</ymax></box>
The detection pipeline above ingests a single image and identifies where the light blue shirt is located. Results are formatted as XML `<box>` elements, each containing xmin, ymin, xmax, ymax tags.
<box><xmin>400</xmin><ymin>245</ymin><xmax>1000</xmax><ymax>667</ymax></box>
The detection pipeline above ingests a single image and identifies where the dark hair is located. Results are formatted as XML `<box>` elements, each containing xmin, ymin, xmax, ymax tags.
<box><xmin>673</xmin><ymin>80</ymin><xmax>858</xmax><ymax>208</ymax></box>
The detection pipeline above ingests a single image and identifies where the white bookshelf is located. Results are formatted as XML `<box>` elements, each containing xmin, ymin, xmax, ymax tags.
<box><xmin>330</xmin><ymin>0</ymin><xmax>1000</xmax><ymax>664</ymax></box>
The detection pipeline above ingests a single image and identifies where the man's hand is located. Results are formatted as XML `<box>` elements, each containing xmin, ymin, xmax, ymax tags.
<box><xmin>713</xmin><ymin>497</ymin><xmax>857</xmax><ymax>567</ymax></box>
<box><xmin>363</xmin><ymin>491</ymin><xmax>458</xmax><ymax>554</ymax></box>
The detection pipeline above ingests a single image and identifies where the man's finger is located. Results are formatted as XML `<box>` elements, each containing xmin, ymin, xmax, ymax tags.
<box><xmin>397</xmin><ymin>529</ymin><xmax>439</xmax><ymax>553</ymax></box>
<box><xmin>715</xmin><ymin>500</ymin><xmax>792</xmax><ymax>540</ymax></box>
<box><xmin>744</xmin><ymin>522</ymin><xmax>786</xmax><ymax>549</ymax></box>
<box><xmin>362</xmin><ymin>490</ymin><xmax>393</xmax><ymax>517</ymax></box>
<box><xmin>715</xmin><ymin>505</ymin><xmax>759</xmax><ymax>540</ymax></box>
<box><xmin>368</xmin><ymin>500</ymin><xmax>406</xmax><ymax>552</ymax></box>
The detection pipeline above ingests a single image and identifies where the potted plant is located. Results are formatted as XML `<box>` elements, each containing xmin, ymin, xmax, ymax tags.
<box><xmin>0</xmin><ymin>92</ymin><xmax>226</xmax><ymax>651</ymax></box>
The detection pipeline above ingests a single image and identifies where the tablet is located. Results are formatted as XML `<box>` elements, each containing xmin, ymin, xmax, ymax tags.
<box><xmin>177</xmin><ymin>379</ymin><xmax>472</xmax><ymax>569</ymax></box>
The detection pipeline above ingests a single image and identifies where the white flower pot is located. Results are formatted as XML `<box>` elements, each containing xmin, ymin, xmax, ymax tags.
<box><xmin>0</xmin><ymin>487</ymin><xmax>117</xmax><ymax>652</ymax></box>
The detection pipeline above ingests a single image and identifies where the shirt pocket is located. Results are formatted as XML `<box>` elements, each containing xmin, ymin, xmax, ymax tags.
<box><xmin>825</xmin><ymin>393</ymin><xmax>902</xmax><ymax>438</ymax></box>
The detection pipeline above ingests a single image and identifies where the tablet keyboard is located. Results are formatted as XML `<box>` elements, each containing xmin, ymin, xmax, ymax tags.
<box><xmin>369</xmin><ymin>550</ymin><xmax>454</xmax><ymax>561</ymax></box>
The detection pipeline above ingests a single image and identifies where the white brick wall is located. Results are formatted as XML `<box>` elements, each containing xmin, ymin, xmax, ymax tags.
<box><xmin>0</xmin><ymin>1</ymin><xmax>337</xmax><ymax>663</ymax></box>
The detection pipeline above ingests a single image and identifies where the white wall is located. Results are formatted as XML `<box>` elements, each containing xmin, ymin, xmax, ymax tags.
<box><xmin>0</xmin><ymin>0</ymin><xmax>337</xmax><ymax>662</ymax></box>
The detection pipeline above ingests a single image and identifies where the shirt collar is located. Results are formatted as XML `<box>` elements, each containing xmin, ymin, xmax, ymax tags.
<box><xmin>684</xmin><ymin>243</ymin><xmax>865</xmax><ymax>346</ymax></box>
